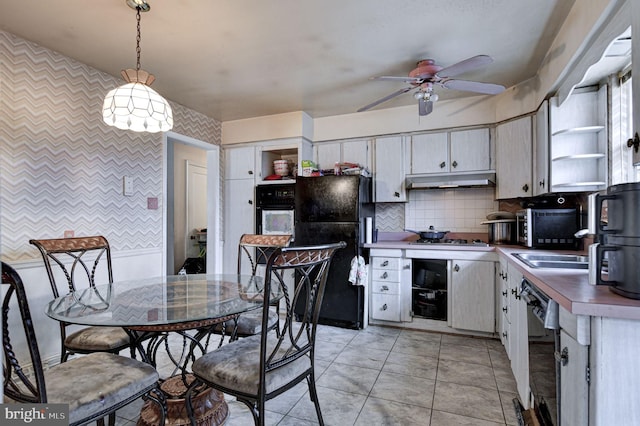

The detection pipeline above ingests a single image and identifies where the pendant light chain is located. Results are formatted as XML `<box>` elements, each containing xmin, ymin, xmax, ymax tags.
<box><xmin>136</xmin><ymin>7</ymin><xmax>142</xmax><ymax>72</ymax></box>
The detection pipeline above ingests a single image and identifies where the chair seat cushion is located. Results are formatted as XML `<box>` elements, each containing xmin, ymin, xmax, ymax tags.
<box><xmin>45</xmin><ymin>352</ymin><xmax>159</xmax><ymax>425</ymax></box>
<box><xmin>65</xmin><ymin>326</ymin><xmax>131</xmax><ymax>351</ymax></box>
<box><xmin>214</xmin><ymin>308</ymin><xmax>279</xmax><ymax>336</ymax></box>
<box><xmin>192</xmin><ymin>334</ymin><xmax>310</xmax><ymax>396</ymax></box>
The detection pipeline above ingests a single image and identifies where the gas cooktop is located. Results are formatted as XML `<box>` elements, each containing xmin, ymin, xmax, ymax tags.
<box><xmin>411</xmin><ymin>238</ymin><xmax>490</xmax><ymax>247</ymax></box>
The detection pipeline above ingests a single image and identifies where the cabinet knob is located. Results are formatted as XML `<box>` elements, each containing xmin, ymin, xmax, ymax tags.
<box><xmin>502</xmin><ymin>306</ymin><xmax>508</xmax><ymax>313</ymax></box>
<box><xmin>502</xmin><ymin>332</ymin><xmax>508</xmax><ymax>338</ymax></box>
<box><xmin>381</xmin><ymin>272</ymin><xmax>388</xmax><ymax>279</ymax></box>
<box><xmin>381</xmin><ymin>260</ymin><xmax>389</xmax><ymax>267</ymax></box>
<box><xmin>452</xmin><ymin>160</ymin><xmax>458</xmax><ymax>168</ymax></box>
<box><xmin>248</xmin><ymin>200</ymin><xmax>253</xmax><ymax>205</ymax></box>
<box><xmin>502</xmin><ymin>290</ymin><xmax>508</xmax><ymax>296</ymax></box>
<box><xmin>522</xmin><ymin>183</ymin><xmax>529</xmax><ymax>192</ymax></box>
<box><xmin>555</xmin><ymin>347</ymin><xmax>569</xmax><ymax>366</ymax></box>
<box><xmin>503</xmin><ymin>273</ymin><xmax>508</xmax><ymax>281</ymax></box>
<box><xmin>248</xmin><ymin>170</ymin><xmax>254</xmax><ymax>175</ymax></box>
<box><xmin>439</xmin><ymin>161</ymin><xmax>446</xmax><ymax>169</ymax></box>
<box><xmin>381</xmin><ymin>285</ymin><xmax>389</xmax><ymax>291</ymax></box>
<box><xmin>627</xmin><ymin>132</ymin><xmax>640</xmax><ymax>153</ymax></box>
<box><xmin>453</xmin><ymin>264</ymin><xmax>460</xmax><ymax>272</ymax></box>
<box><xmin>394</xmin><ymin>191</ymin><xmax>400</xmax><ymax>198</ymax></box>
<box><xmin>382</xmin><ymin>304</ymin><xmax>388</xmax><ymax>311</ymax></box>
<box><xmin>539</xmin><ymin>179</ymin><xmax>545</xmax><ymax>188</ymax></box>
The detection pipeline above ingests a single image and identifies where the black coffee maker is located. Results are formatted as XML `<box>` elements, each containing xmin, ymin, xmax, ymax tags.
<box><xmin>590</xmin><ymin>182</ymin><xmax>640</xmax><ymax>299</ymax></box>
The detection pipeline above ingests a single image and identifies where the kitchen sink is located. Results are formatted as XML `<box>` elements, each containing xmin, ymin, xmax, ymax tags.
<box><xmin>512</xmin><ymin>253</ymin><xmax>589</xmax><ymax>269</ymax></box>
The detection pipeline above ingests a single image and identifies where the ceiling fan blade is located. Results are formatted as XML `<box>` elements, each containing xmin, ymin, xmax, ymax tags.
<box><xmin>418</xmin><ymin>99</ymin><xmax>433</xmax><ymax>116</ymax></box>
<box><xmin>442</xmin><ymin>79</ymin><xmax>505</xmax><ymax>95</ymax></box>
<box><xmin>436</xmin><ymin>55</ymin><xmax>494</xmax><ymax>78</ymax></box>
<box><xmin>372</xmin><ymin>76</ymin><xmax>422</xmax><ymax>84</ymax></box>
<box><xmin>357</xmin><ymin>86</ymin><xmax>413</xmax><ymax>112</ymax></box>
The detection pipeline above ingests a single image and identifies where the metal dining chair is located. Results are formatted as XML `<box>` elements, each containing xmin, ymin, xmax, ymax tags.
<box><xmin>29</xmin><ymin>236</ymin><xmax>134</xmax><ymax>362</ymax></box>
<box><xmin>185</xmin><ymin>241</ymin><xmax>346</xmax><ymax>426</ymax></box>
<box><xmin>1</xmin><ymin>262</ymin><xmax>167</xmax><ymax>426</ymax></box>
<box><xmin>214</xmin><ymin>233</ymin><xmax>292</xmax><ymax>339</ymax></box>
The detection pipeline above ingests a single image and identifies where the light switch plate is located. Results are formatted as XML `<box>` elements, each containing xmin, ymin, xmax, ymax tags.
<box><xmin>123</xmin><ymin>176</ymin><xmax>133</xmax><ymax>196</ymax></box>
<box><xmin>147</xmin><ymin>197</ymin><xmax>158</xmax><ymax>210</ymax></box>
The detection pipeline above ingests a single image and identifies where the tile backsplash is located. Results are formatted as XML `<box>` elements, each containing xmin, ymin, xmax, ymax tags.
<box><xmin>375</xmin><ymin>187</ymin><xmax>499</xmax><ymax>233</ymax></box>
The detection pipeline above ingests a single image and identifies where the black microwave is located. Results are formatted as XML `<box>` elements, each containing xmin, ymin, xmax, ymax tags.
<box><xmin>516</xmin><ymin>208</ymin><xmax>579</xmax><ymax>249</ymax></box>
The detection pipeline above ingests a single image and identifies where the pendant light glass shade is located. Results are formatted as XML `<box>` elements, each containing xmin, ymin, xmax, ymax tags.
<box><xmin>103</xmin><ymin>81</ymin><xmax>173</xmax><ymax>133</ymax></box>
<box><xmin>102</xmin><ymin>1</ymin><xmax>173</xmax><ymax>133</ymax></box>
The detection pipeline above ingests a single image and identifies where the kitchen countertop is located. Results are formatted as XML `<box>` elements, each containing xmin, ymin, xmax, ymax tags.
<box><xmin>365</xmin><ymin>235</ymin><xmax>640</xmax><ymax>321</ymax></box>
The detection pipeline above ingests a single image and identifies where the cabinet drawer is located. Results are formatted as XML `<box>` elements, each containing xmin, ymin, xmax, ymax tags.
<box><xmin>371</xmin><ymin>280</ymin><xmax>400</xmax><ymax>295</ymax></box>
<box><xmin>370</xmin><ymin>268</ymin><xmax>401</xmax><ymax>282</ymax></box>
<box><xmin>371</xmin><ymin>257</ymin><xmax>400</xmax><ymax>269</ymax></box>
<box><xmin>371</xmin><ymin>294</ymin><xmax>401</xmax><ymax>322</ymax></box>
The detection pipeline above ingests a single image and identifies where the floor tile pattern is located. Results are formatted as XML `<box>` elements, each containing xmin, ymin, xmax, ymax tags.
<box><xmin>114</xmin><ymin>325</ymin><xmax>520</xmax><ymax>425</ymax></box>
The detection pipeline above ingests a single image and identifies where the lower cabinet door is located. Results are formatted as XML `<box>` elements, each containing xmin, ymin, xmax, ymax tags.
<box><xmin>559</xmin><ymin>329</ymin><xmax>589</xmax><ymax>426</ymax></box>
<box><xmin>371</xmin><ymin>293</ymin><xmax>401</xmax><ymax>322</ymax></box>
<box><xmin>450</xmin><ymin>260</ymin><xmax>495</xmax><ymax>332</ymax></box>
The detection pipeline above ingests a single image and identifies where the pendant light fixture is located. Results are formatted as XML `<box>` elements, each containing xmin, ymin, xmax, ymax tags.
<box><xmin>102</xmin><ymin>0</ymin><xmax>173</xmax><ymax>133</ymax></box>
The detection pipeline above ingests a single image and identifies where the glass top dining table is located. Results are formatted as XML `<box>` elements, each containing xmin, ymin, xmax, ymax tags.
<box><xmin>45</xmin><ymin>274</ymin><xmax>281</xmax><ymax>329</ymax></box>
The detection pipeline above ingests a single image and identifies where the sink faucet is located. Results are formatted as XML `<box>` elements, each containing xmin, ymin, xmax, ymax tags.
<box><xmin>575</xmin><ymin>229</ymin><xmax>590</xmax><ymax>238</ymax></box>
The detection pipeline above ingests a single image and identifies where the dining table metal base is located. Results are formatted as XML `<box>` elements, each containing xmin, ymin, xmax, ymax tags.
<box><xmin>137</xmin><ymin>374</ymin><xmax>229</xmax><ymax>426</ymax></box>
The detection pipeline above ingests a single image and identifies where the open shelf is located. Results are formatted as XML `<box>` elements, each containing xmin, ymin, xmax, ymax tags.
<box><xmin>552</xmin><ymin>181</ymin><xmax>606</xmax><ymax>187</ymax></box>
<box><xmin>552</xmin><ymin>125</ymin><xmax>605</xmax><ymax>136</ymax></box>
<box><xmin>552</xmin><ymin>153</ymin><xmax>606</xmax><ymax>161</ymax></box>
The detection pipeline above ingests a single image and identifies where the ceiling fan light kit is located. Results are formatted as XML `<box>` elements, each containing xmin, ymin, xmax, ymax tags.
<box><xmin>102</xmin><ymin>0</ymin><xmax>173</xmax><ymax>133</ymax></box>
<box><xmin>358</xmin><ymin>54</ymin><xmax>505</xmax><ymax>116</ymax></box>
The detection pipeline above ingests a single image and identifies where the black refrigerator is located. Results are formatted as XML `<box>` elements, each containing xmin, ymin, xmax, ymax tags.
<box><xmin>294</xmin><ymin>175</ymin><xmax>374</xmax><ymax>329</ymax></box>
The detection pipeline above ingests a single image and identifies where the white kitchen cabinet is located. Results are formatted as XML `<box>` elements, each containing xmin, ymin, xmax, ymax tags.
<box><xmin>369</xmin><ymin>251</ymin><xmax>408</xmax><ymax>323</ymax></box>
<box><xmin>258</xmin><ymin>138</ymin><xmax>313</xmax><ymax>182</ymax></box>
<box><xmin>410</xmin><ymin>128</ymin><xmax>490</xmax><ymax>174</ymax></box>
<box><xmin>507</xmin><ymin>262</ymin><xmax>530</xmax><ymax>408</ymax></box>
<box><xmin>374</xmin><ymin>135</ymin><xmax>407</xmax><ymax>202</ymax></box>
<box><xmin>225</xmin><ymin>145</ymin><xmax>257</xmax><ymax>180</ymax></box>
<box><xmin>549</xmin><ymin>86</ymin><xmax>607</xmax><ymax>192</ymax></box>
<box><xmin>559</xmin><ymin>329</ymin><xmax>589</xmax><ymax>426</ymax></box>
<box><xmin>223</xmin><ymin>178</ymin><xmax>255</xmax><ymax>273</ymax></box>
<box><xmin>533</xmin><ymin>100</ymin><xmax>550</xmax><ymax>196</ymax></box>
<box><xmin>497</xmin><ymin>257</ymin><xmax>510</xmax><ymax>349</ymax></box>
<box><xmin>450</xmin><ymin>128</ymin><xmax>492</xmax><ymax>172</ymax></box>
<box><xmin>314</xmin><ymin>139</ymin><xmax>371</xmax><ymax>171</ymax></box>
<box><xmin>410</xmin><ymin>132</ymin><xmax>449</xmax><ymax>174</ymax></box>
<box><xmin>496</xmin><ymin>116</ymin><xmax>533</xmax><ymax>199</ymax></box>
<box><xmin>450</xmin><ymin>259</ymin><xmax>495</xmax><ymax>333</ymax></box>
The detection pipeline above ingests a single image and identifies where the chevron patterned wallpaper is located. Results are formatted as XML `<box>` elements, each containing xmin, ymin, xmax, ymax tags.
<box><xmin>0</xmin><ymin>31</ymin><xmax>221</xmax><ymax>262</ymax></box>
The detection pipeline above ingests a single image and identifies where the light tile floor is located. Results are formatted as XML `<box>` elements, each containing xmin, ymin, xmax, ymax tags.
<box><xmin>115</xmin><ymin>325</ymin><xmax>520</xmax><ymax>426</ymax></box>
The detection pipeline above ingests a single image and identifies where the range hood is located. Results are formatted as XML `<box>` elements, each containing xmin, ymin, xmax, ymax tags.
<box><xmin>406</xmin><ymin>170</ymin><xmax>496</xmax><ymax>189</ymax></box>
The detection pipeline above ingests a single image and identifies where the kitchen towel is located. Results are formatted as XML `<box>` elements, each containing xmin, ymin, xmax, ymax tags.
<box><xmin>365</xmin><ymin>217</ymin><xmax>373</xmax><ymax>244</ymax></box>
<box><xmin>349</xmin><ymin>255</ymin><xmax>368</xmax><ymax>286</ymax></box>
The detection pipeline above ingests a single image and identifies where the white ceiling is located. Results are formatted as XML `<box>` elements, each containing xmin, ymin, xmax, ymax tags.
<box><xmin>0</xmin><ymin>0</ymin><xmax>582</xmax><ymax>122</ymax></box>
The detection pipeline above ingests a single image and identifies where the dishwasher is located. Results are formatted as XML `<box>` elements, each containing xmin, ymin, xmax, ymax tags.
<box><xmin>518</xmin><ymin>279</ymin><xmax>560</xmax><ymax>426</ymax></box>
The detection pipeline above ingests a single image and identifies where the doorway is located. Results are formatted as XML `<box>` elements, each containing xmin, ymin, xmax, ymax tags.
<box><xmin>164</xmin><ymin>132</ymin><xmax>221</xmax><ymax>276</ymax></box>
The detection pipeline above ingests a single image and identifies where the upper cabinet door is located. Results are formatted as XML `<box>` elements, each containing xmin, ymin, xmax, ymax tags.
<box><xmin>342</xmin><ymin>139</ymin><xmax>371</xmax><ymax>170</ymax></box>
<box><xmin>450</xmin><ymin>128</ymin><xmax>491</xmax><ymax>172</ymax></box>
<box><xmin>410</xmin><ymin>132</ymin><xmax>448</xmax><ymax>174</ymax></box>
<box><xmin>632</xmin><ymin>0</ymin><xmax>640</xmax><ymax>165</ymax></box>
<box><xmin>315</xmin><ymin>142</ymin><xmax>341</xmax><ymax>171</ymax></box>
<box><xmin>225</xmin><ymin>146</ymin><xmax>256</xmax><ymax>180</ymax></box>
<box><xmin>496</xmin><ymin>116</ymin><xmax>533</xmax><ymax>199</ymax></box>
<box><xmin>533</xmin><ymin>100</ymin><xmax>550</xmax><ymax>196</ymax></box>
<box><xmin>374</xmin><ymin>135</ymin><xmax>407</xmax><ymax>202</ymax></box>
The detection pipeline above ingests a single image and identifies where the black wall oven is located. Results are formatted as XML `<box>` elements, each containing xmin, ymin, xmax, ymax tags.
<box><xmin>255</xmin><ymin>183</ymin><xmax>295</xmax><ymax>237</ymax></box>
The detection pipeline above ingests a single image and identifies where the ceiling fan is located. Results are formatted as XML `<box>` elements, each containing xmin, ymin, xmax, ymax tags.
<box><xmin>358</xmin><ymin>55</ymin><xmax>506</xmax><ymax>116</ymax></box>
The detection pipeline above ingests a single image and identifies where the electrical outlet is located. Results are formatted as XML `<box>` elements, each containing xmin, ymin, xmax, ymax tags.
<box><xmin>64</xmin><ymin>230</ymin><xmax>74</xmax><ymax>238</ymax></box>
